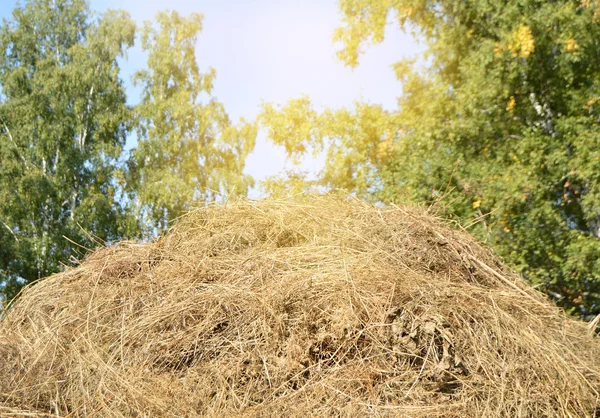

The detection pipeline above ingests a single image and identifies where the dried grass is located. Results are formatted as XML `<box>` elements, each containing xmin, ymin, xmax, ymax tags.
<box><xmin>1</xmin><ymin>196</ymin><xmax>599</xmax><ymax>417</ymax></box>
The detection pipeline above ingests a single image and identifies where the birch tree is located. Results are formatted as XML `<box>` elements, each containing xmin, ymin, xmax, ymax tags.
<box><xmin>0</xmin><ymin>0</ymin><xmax>135</xmax><ymax>300</ymax></box>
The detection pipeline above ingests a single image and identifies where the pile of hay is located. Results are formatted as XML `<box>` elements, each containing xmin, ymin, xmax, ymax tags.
<box><xmin>1</xmin><ymin>197</ymin><xmax>599</xmax><ymax>417</ymax></box>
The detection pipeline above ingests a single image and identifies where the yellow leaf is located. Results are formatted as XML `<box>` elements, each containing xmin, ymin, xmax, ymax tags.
<box><xmin>401</xmin><ymin>6</ymin><xmax>414</xmax><ymax>17</ymax></box>
<box><xmin>585</xmin><ymin>96</ymin><xmax>598</xmax><ymax>109</ymax></box>
<box><xmin>377</xmin><ymin>138</ymin><xmax>392</xmax><ymax>159</ymax></box>
<box><xmin>472</xmin><ymin>199</ymin><xmax>482</xmax><ymax>209</ymax></box>
<box><xmin>493</xmin><ymin>44</ymin><xmax>505</xmax><ymax>57</ymax></box>
<box><xmin>506</xmin><ymin>96</ymin><xmax>516</xmax><ymax>111</ymax></box>
<box><xmin>508</xmin><ymin>25</ymin><xmax>535</xmax><ymax>58</ymax></box>
<box><xmin>566</xmin><ymin>38</ymin><xmax>579</xmax><ymax>52</ymax></box>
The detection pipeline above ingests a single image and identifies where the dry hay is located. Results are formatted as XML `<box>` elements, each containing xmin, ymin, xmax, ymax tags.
<box><xmin>1</xmin><ymin>197</ymin><xmax>599</xmax><ymax>417</ymax></box>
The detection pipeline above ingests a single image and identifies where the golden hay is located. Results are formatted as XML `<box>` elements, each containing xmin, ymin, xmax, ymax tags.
<box><xmin>1</xmin><ymin>197</ymin><xmax>599</xmax><ymax>417</ymax></box>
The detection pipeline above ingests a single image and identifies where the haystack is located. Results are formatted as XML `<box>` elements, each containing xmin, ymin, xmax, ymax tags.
<box><xmin>1</xmin><ymin>197</ymin><xmax>599</xmax><ymax>417</ymax></box>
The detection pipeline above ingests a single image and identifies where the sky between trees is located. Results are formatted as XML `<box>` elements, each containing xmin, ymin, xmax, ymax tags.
<box><xmin>0</xmin><ymin>0</ymin><xmax>421</xmax><ymax>191</ymax></box>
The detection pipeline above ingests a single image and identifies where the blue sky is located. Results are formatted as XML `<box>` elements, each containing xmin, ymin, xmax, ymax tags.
<box><xmin>0</xmin><ymin>0</ymin><xmax>422</xmax><ymax>196</ymax></box>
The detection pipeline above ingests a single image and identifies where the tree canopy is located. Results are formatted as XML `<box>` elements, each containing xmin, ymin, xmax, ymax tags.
<box><xmin>260</xmin><ymin>0</ymin><xmax>600</xmax><ymax>316</ymax></box>
<box><xmin>0</xmin><ymin>1</ymin><xmax>256</xmax><ymax>302</ymax></box>
<box><xmin>128</xmin><ymin>11</ymin><xmax>256</xmax><ymax>233</ymax></box>
<box><xmin>0</xmin><ymin>0</ymin><xmax>135</xmax><ymax>299</ymax></box>
<box><xmin>1</xmin><ymin>0</ymin><xmax>598</xmax><ymax>317</ymax></box>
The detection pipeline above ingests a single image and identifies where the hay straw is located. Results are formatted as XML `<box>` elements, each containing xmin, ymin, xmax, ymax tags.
<box><xmin>1</xmin><ymin>196</ymin><xmax>599</xmax><ymax>417</ymax></box>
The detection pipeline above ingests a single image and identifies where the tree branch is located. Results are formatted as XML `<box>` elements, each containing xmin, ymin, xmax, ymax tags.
<box><xmin>1</xmin><ymin>219</ymin><xmax>19</xmax><ymax>242</ymax></box>
<box><xmin>78</xmin><ymin>84</ymin><xmax>95</xmax><ymax>151</ymax></box>
<box><xmin>1</xmin><ymin>118</ymin><xmax>30</xmax><ymax>169</ymax></box>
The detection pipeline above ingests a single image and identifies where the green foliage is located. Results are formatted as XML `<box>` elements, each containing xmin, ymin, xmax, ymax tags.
<box><xmin>2</xmin><ymin>0</ymin><xmax>598</xmax><ymax>319</ymax></box>
<box><xmin>259</xmin><ymin>170</ymin><xmax>321</xmax><ymax>198</ymax></box>
<box><xmin>261</xmin><ymin>0</ymin><xmax>600</xmax><ymax>315</ymax></box>
<box><xmin>0</xmin><ymin>0</ymin><xmax>135</xmax><ymax>300</ymax></box>
<box><xmin>260</xmin><ymin>98</ymin><xmax>398</xmax><ymax>196</ymax></box>
<box><xmin>128</xmin><ymin>11</ymin><xmax>257</xmax><ymax>233</ymax></box>
<box><xmin>0</xmin><ymin>4</ymin><xmax>257</xmax><ymax>302</ymax></box>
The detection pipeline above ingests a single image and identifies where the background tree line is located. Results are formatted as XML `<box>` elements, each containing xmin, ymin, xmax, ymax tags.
<box><xmin>1</xmin><ymin>0</ymin><xmax>599</xmax><ymax>319</ymax></box>
<box><xmin>0</xmin><ymin>0</ymin><xmax>256</xmax><ymax>301</ymax></box>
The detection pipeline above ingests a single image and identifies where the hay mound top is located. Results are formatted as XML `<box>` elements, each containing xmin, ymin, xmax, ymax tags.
<box><xmin>1</xmin><ymin>197</ymin><xmax>599</xmax><ymax>417</ymax></box>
